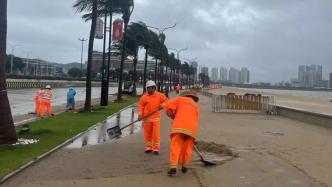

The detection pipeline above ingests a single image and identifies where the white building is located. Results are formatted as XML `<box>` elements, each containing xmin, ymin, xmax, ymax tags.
<box><xmin>229</xmin><ymin>67</ymin><xmax>241</xmax><ymax>83</ymax></box>
<box><xmin>200</xmin><ymin>66</ymin><xmax>209</xmax><ymax>77</ymax></box>
<box><xmin>211</xmin><ymin>68</ymin><xmax>218</xmax><ymax>81</ymax></box>
<box><xmin>240</xmin><ymin>67</ymin><xmax>250</xmax><ymax>83</ymax></box>
<box><xmin>219</xmin><ymin>67</ymin><xmax>227</xmax><ymax>81</ymax></box>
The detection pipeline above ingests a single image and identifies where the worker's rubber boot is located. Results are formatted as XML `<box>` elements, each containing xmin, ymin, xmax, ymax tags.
<box><xmin>153</xmin><ymin>151</ymin><xmax>159</xmax><ymax>155</ymax></box>
<box><xmin>167</xmin><ymin>168</ymin><xmax>177</xmax><ymax>176</ymax></box>
<box><xmin>181</xmin><ymin>166</ymin><xmax>188</xmax><ymax>173</ymax></box>
<box><xmin>145</xmin><ymin>149</ymin><xmax>152</xmax><ymax>154</ymax></box>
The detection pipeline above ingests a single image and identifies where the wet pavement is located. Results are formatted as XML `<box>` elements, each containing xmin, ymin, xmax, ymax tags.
<box><xmin>8</xmin><ymin>87</ymin><xmax>143</xmax><ymax>117</ymax></box>
<box><xmin>66</xmin><ymin>106</ymin><xmax>143</xmax><ymax>149</ymax></box>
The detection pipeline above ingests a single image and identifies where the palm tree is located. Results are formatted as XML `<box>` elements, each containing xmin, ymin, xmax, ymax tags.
<box><xmin>73</xmin><ymin>0</ymin><xmax>98</xmax><ymax>110</ymax></box>
<box><xmin>0</xmin><ymin>0</ymin><xmax>17</xmax><ymax>144</ymax></box>
<box><xmin>117</xmin><ymin>0</ymin><xmax>134</xmax><ymax>101</ymax></box>
<box><xmin>113</xmin><ymin>22</ymin><xmax>147</xmax><ymax>95</ymax></box>
<box><xmin>148</xmin><ymin>32</ymin><xmax>163</xmax><ymax>84</ymax></box>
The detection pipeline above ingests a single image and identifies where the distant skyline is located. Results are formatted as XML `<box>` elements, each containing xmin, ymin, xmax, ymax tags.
<box><xmin>6</xmin><ymin>0</ymin><xmax>332</xmax><ymax>83</ymax></box>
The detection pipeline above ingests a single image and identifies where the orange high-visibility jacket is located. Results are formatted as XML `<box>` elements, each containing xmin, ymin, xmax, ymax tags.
<box><xmin>35</xmin><ymin>90</ymin><xmax>41</xmax><ymax>100</ymax></box>
<box><xmin>40</xmin><ymin>90</ymin><xmax>52</xmax><ymax>100</ymax></box>
<box><xmin>139</xmin><ymin>91</ymin><xmax>168</xmax><ymax>122</ymax></box>
<box><xmin>165</xmin><ymin>96</ymin><xmax>200</xmax><ymax>139</ymax></box>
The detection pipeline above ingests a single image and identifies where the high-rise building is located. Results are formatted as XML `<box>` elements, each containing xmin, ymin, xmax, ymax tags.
<box><xmin>229</xmin><ymin>67</ymin><xmax>241</xmax><ymax>83</ymax></box>
<box><xmin>298</xmin><ymin>65</ymin><xmax>305</xmax><ymax>87</ymax></box>
<box><xmin>200</xmin><ymin>67</ymin><xmax>209</xmax><ymax>77</ymax></box>
<box><xmin>329</xmin><ymin>73</ymin><xmax>332</xmax><ymax>88</ymax></box>
<box><xmin>240</xmin><ymin>67</ymin><xmax>250</xmax><ymax>83</ymax></box>
<box><xmin>298</xmin><ymin>65</ymin><xmax>323</xmax><ymax>88</ymax></box>
<box><xmin>211</xmin><ymin>68</ymin><xmax>218</xmax><ymax>81</ymax></box>
<box><xmin>219</xmin><ymin>67</ymin><xmax>227</xmax><ymax>81</ymax></box>
<box><xmin>190</xmin><ymin>61</ymin><xmax>198</xmax><ymax>83</ymax></box>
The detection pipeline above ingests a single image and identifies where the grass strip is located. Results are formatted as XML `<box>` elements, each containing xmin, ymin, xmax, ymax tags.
<box><xmin>0</xmin><ymin>97</ymin><xmax>138</xmax><ymax>177</ymax></box>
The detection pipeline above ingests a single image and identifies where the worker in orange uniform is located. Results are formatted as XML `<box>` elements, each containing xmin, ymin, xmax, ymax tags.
<box><xmin>138</xmin><ymin>80</ymin><xmax>168</xmax><ymax>155</ymax></box>
<box><xmin>40</xmin><ymin>85</ymin><xmax>53</xmax><ymax>118</ymax></box>
<box><xmin>164</xmin><ymin>90</ymin><xmax>200</xmax><ymax>176</ymax></box>
<box><xmin>34</xmin><ymin>88</ymin><xmax>42</xmax><ymax>115</ymax></box>
<box><xmin>175</xmin><ymin>84</ymin><xmax>181</xmax><ymax>95</ymax></box>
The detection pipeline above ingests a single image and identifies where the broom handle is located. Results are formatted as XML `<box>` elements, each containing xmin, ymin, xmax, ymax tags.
<box><xmin>193</xmin><ymin>144</ymin><xmax>205</xmax><ymax>160</ymax></box>
<box><xmin>120</xmin><ymin>107</ymin><xmax>162</xmax><ymax>131</ymax></box>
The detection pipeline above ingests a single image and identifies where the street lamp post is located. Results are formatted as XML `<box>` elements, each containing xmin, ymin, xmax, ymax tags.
<box><xmin>10</xmin><ymin>44</ymin><xmax>21</xmax><ymax>74</ymax></box>
<box><xmin>78</xmin><ymin>38</ymin><xmax>87</xmax><ymax>77</ymax></box>
<box><xmin>169</xmin><ymin>47</ymin><xmax>189</xmax><ymax>86</ymax></box>
<box><xmin>146</xmin><ymin>23</ymin><xmax>176</xmax><ymax>91</ymax></box>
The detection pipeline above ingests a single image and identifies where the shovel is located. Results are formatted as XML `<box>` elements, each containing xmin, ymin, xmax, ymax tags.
<box><xmin>107</xmin><ymin>107</ymin><xmax>162</xmax><ymax>139</ymax></box>
<box><xmin>193</xmin><ymin>144</ymin><xmax>216</xmax><ymax>166</ymax></box>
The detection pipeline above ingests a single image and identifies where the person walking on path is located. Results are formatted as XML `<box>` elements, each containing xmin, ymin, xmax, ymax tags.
<box><xmin>164</xmin><ymin>90</ymin><xmax>200</xmax><ymax>176</ymax></box>
<box><xmin>66</xmin><ymin>87</ymin><xmax>76</xmax><ymax>111</ymax></box>
<box><xmin>34</xmin><ymin>88</ymin><xmax>42</xmax><ymax>115</ymax></box>
<box><xmin>138</xmin><ymin>80</ymin><xmax>168</xmax><ymax>155</ymax></box>
<box><xmin>40</xmin><ymin>85</ymin><xmax>53</xmax><ymax>118</ymax></box>
<box><xmin>175</xmin><ymin>84</ymin><xmax>181</xmax><ymax>95</ymax></box>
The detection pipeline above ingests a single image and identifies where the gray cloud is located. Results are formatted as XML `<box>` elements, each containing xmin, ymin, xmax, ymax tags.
<box><xmin>7</xmin><ymin>0</ymin><xmax>332</xmax><ymax>82</ymax></box>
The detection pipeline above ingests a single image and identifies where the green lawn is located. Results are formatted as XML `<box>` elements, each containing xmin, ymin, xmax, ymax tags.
<box><xmin>0</xmin><ymin>97</ymin><xmax>138</xmax><ymax>178</ymax></box>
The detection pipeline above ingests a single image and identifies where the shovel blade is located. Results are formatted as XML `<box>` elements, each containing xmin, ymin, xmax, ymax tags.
<box><xmin>201</xmin><ymin>159</ymin><xmax>216</xmax><ymax>166</ymax></box>
<box><xmin>107</xmin><ymin>125</ymin><xmax>122</xmax><ymax>139</ymax></box>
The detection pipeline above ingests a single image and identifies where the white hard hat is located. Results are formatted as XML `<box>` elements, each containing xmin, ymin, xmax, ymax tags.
<box><xmin>45</xmin><ymin>85</ymin><xmax>51</xmax><ymax>89</ymax></box>
<box><xmin>146</xmin><ymin>80</ymin><xmax>156</xmax><ymax>88</ymax></box>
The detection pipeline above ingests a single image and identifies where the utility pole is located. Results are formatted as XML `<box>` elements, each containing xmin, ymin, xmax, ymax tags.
<box><xmin>10</xmin><ymin>44</ymin><xmax>21</xmax><ymax>74</ymax></box>
<box><xmin>78</xmin><ymin>38</ymin><xmax>87</xmax><ymax>77</ymax></box>
<box><xmin>146</xmin><ymin>23</ymin><xmax>176</xmax><ymax>92</ymax></box>
<box><xmin>169</xmin><ymin>47</ymin><xmax>189</xmax><ymax>86</ymax></box>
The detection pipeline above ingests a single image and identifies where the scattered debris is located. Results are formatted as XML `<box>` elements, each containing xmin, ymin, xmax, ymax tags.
<box><xmin>13</xmin><ymin>138</ymin><xmax>39</xmax><ymax>145</ymax></box>
<box><xmin>195</xmin><ymin>141</ymin><xmax>236</xmax><ymax>157</ymax></box>
<box><xmin>194</xmin><ymin>141</ymin><xmax>238</xmax><ymax>165</ymax></box>
<box><xmin>262</xmin><ymin>131</ymin><xmax>284</xmax><ymax>137</ymax></box>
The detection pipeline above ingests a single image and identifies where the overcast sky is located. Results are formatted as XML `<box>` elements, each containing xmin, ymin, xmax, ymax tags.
<box><xmin>6</xmin><ymin>0</ymin><xmax>332</xmax><ymax>83</ymax></box>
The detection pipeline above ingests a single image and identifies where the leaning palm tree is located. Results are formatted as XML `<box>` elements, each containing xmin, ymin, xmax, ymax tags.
<box><xmin>0</xmin><ymin>0</ymin><xmax>17</xmax><ymax>144</ymax></box>
<box><xmin>73</xmin><ymin>0</ymin><xmax>98</xmax><ymax>110</ymax></box>
<box><xmin>75</xmin><ymin>0</ymin><xmax>127</xmax><ymax>106</ymax></box>
<box><xmin>117</xmin><ymin>0</ymin><xmax>134</xmax><ymax>101</ymax></box>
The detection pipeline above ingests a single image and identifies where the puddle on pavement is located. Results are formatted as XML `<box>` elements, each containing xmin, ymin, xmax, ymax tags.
<box><xmin>66</xmin><ymin>107</ymin><xmax>142</xmax><ymax>149</ymax></box>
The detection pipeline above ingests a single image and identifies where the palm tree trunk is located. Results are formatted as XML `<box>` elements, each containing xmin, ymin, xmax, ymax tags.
<box><xmin>117</xmin><ymin>13</ymin><xmax>129</xmax><ymax>101</ymax></box>
<box><xmin>100</xmin><ymin>13</ymin><xmax>108</xmax><ymax>106</ymax></box>
<box><xmin>0</xmin><ymin>0</ymin><xmax>17</xmax><ymax>144</ymax></box>
<box><xmin>84</xmin><ymin>0</ymin><xmax>97</xmax><ymax>110</ymax></box>
<box><xmin>105</xmin><ymin>10</ymin><xmax>113</xmax><ymax>103</ymax></box>
<box><xmin>154</xmin><ymin>58</ymin><xmax>158</xmax><ymax>82</ymax></box>
<box><xmin>143</xmin><ymin>47</ymin><xmax>148</xmax><ymax>93</ymax></box>
<box><xmin>132</xmin><ymin>53</ymin><xmax>137</xmax><ymax>96</ymax></box>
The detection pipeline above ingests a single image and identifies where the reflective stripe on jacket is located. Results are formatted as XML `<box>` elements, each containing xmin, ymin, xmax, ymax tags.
<box><xmin>165</xmin><ymin>96</ymin><xmax>200</xmax><ymax>139</ymax></box>
<box><xmin>40</xmin><ymin>90</ymin><xmax>52</xmax><ymax>100</ymax></box>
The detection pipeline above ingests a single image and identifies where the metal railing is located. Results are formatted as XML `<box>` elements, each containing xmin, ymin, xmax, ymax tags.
<box><xmin>212</xmin><ymin>94</ymin><xmax>276</xmax><ymax>113</ymax></box>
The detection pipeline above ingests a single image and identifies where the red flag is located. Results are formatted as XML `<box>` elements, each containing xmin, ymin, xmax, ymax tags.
<box><xmin>112</xmin><ymin>19</ymin><xmax>123</xmax><ymax>41</ymax></box>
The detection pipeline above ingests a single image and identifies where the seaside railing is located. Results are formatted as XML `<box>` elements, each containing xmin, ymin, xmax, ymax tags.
<box><xmin>212</xmin><ymin>94</ymin><xmax>276</xmax><ymax>113</ymax></box>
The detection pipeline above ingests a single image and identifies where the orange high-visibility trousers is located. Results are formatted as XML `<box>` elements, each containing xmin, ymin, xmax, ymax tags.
<box><xmin>40</xmin><ymin>99</ymin><xmax>52</xmax><ymax>117</ymax></box>
<box><xmin>169</xmin><ymin>133</ymin><xmax>194</xmax><ymax>169</ymax></box>
<box><xmin>35</xmin><ymin>99</ymin><xmax>40</xmax><ymax>113</ymax></box>
<box><xmin>143</xmin><ymin>121</ymin><xmax>160</xmax><ymax>151</ymax></box>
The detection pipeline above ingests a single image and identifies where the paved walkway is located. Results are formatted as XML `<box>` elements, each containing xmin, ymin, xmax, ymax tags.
<box><xmin>3</xmin><ymin>93</ymin><xmax>332</xmax><ymax>187</ymax></box>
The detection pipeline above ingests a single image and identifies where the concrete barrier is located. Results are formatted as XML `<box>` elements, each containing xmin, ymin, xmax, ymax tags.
<box><xmin>6</xmin><ymin>81</ymin><xmax>101</xmax><ymax>89</ymax></box>
<box><xmin>276</xmin><ymin>106</ymin><xmax>332</xmax><ymax>129</ymax></box>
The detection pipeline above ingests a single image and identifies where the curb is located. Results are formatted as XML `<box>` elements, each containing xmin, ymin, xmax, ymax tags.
<box><xmin>0</xmin><ymin>103</ymin><xmax>137</xmax><ymax>185</ymax></box>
